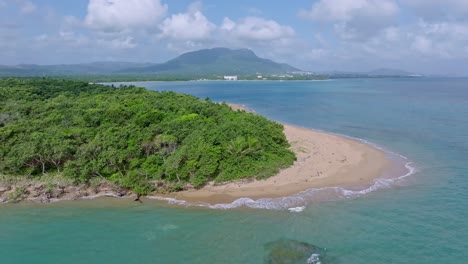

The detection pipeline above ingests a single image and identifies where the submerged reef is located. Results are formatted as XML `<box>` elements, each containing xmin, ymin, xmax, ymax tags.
<box><xmin>265</xmin><ymin>239</ymin><xmax>327</xmax><ymax>264</ymax></box>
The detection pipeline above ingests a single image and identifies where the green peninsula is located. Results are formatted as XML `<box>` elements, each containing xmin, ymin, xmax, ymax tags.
<box><xmin>0</xmin><ymin>79</ymin><xmax>295</xmax><ymax>199</ymax></box>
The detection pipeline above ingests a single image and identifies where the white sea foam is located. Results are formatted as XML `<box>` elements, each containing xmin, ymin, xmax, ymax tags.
<box><xmin>307</xmin><ymin>253</ymin><xmax>321</xmax><ymax>264</ymax></box>
<box><xmin>288</xmin><ymin>206</ymin><xmax>306</xmax><ymax>212</ymax></box>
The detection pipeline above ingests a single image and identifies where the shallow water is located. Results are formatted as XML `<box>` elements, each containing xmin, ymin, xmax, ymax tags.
<box><xmin>1</xmin><ymin>78</ymin><xmax>467</xmax><ymax>263</ymax></box>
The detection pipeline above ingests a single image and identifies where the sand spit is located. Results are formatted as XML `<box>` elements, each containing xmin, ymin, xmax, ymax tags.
<box><xmin>160</xmin><ymin>104</ymin><xmax>390</xmax><ymax>204</ymax></box>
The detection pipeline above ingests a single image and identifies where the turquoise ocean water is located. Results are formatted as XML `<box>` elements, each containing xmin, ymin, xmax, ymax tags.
<box><xmin>1</xmin><ymin>78</ymin><xmax>467</xmax><ymax>263</ymax></box>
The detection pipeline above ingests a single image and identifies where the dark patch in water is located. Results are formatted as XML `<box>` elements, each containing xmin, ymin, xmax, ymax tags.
<box><xmin>264</xmin><ymin>239</ymin><xmax>327</xmax><ymax>264</ymax></box>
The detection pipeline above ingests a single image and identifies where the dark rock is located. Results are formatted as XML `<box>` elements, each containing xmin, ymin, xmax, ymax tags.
<box><xmin>33</xmin><ymin>183</ymin><xmax>44</xmax><ymax>190</ymax></box>
<box><xmin>52</xmin><ymin>188</ymin><xmax>65</xmax><ymax>198</ymax></box>
<box><xmin>86</xmin><ymin>188</ymin><xmax>97</xmax><ymax>195</ymax></box>
<box><xmin>95</xmin><ymin>182</ymin><xmax>111</xmax><ymax>193</ymax></box>
<box><xmin>64</xmin><ymin>186</ymin><xmax>76</xmax><ymax>193</ymax></box>
<box><xmin>29</xmin><ymin>190</ymin><xmax>41</xmax><ymax>197</ymax></box>
<box><xmin>264</xmin><ymin>239</ymin><xmax>326</xmax><ymax>264</ymax></box>
<box><xmin>42</xmin><ymin>197</ymin><xmax>52</xmax><ymax>203</ymax></box>
<box><xmin>0</xmin><ymin>186</ymin><xmax>11</xmax><ymax>193</ymax></box>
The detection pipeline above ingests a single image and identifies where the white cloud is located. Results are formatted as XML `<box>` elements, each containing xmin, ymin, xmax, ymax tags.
<box><xmin>303</xmin><ymin>49</ymin><xmax>328</xmax><ymax>60</ymax></box>
<box><xmin>300</xmin><ymin>0</ymin><xmax>399</xmax><ymax>40</ymax></box>
<box><xmin>404</xmin><ymin>0</ymin><xmax>468</xmax><ymax>20</ymax></box>
<box><xmin>33</xmin><ymin>30</ymin><xmax>138</xmax><ymax>60</ymax></box>
<box><xmin>327</xmin><ymin>20</ymin><xmax>468</xmax><ymax>63</ymax></box>
<box><xmin>220</xmin><ymin>17</ymin><xmax>295</xmax><ymax>41</ymax></box>
<box><xmin>158</xmin><ymin>1</ymin><xmax>295</xmax><ymax>48</ymax></box>
<box><xmin>411</xmin><ymin>35</ymin><xmax>433</xmax><ymax>56</ymax></box>
<box><xmin>418</xmin><ymin>20</ymin><xmax>468</xmax><ymax>40</ymax></box>
<box><xmin>85</xmin><ymin>0</ymin><xmax>167</xmax><ymax>32</ymax></box>
<box><xmin>409</xmin><ymin>20</ymin><xmax>468</xmax><ymax>58</ymax></box>
<box><xmin>300</xmin><ymin>0</ymin><xmax>398</xmax><ymax>21</ymax></box>
<box><xmin>382</xmin><ymin>27</ymin><xmax>401</xmax><ymax>42</ymax></box>
<box><xmin>294</xmin><ymin>0</ymin><xmax>468</xmax><ymax>67</ymax></box>
<box><xmin>159</xmin><ymin>5</ymin><xmax>215</xmax><ymax>40</ymax></box>
<box><xmin>101</xmin><ymin>36</ymin><xmax>137</xmax><ymax>49</ymax></box>
<box><xmin>166</xmin><ymin>40</ymin><xmax>207</xmax><ymax>53</ymax></box>
<box><xmin>18</xmin><ymin>0</ymin><xmax>36</xmax><ymax>14</ymax></box>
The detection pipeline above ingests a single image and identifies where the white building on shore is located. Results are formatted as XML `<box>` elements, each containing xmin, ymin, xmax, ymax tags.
<box><xmin>223</xmin><ymin>75</ymin><xmax>238</xmax><ymax>81</ymax></box>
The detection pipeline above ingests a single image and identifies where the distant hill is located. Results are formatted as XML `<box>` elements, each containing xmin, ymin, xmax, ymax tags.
<box><xmin>367</xmin><ymin>68</ymin><xmax>419</xmax><ymax>77</ymax></box>
<box><xmin>316</xmin><ymin>68</ymin><xmax>422</xmax><ymax>78</ymax></box>
<box><xmin>120</xmin><ymin>48</ymin><xmax>300</xmax><ymax>75</ymax></box>
<box><xmin>0</xmin><ymin>62</ymin><xmax>153</xmax><ymax>77</ymax></box>
<box><xmin>0</xmin><ymin>48</ymin><xmax>300</xmax><ymax>77</ymax></box>
<box><xmin>0</xmin><ymin>50</ymin><xmax>424</xmax><ymax>78</ymax></box>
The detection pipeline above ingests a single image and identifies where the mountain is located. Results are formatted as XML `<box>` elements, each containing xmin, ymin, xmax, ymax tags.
<box><xmin>0</xmin><ymin>62</ymin><xmax>153</xmax><ymax>76</ymax></box>
<box><xmin>120</xmin><ymin>48</ymin><xmax>300</xmax><ymax>75</ymax></box>
<box><xmin>0</xmin><ymin>48</ymin><xmax>300</xmax><ymax>77</ymax></box>
<box><xmin>0</xmin><ymin>50</ymin><xmax>423</xmax><ymax>78</ymax></box>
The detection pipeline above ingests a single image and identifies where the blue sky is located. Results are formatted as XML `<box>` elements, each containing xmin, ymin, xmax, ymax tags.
<box><xmin>1</xmin><ymin>0</ymin><xmax>468</xmax><ymax>75</ymax></box>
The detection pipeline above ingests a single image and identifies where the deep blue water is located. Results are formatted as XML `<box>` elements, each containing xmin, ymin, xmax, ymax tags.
<box><xmin>1</xmin><ymin>78</ymin><xmax>467</xmax><ymax>263</ymax></box>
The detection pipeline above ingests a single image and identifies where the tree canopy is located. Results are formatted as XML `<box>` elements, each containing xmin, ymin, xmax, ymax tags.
<box><xmin>0</xmin><ymin>78</ymin><xmax>295</xmax><ymax>194</ymax></box>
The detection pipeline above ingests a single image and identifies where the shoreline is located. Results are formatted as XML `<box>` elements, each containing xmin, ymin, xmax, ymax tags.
<box><xmin>0</xmin><ymin>103</ymin><xmax>395</xmax><ymax>206</ymax></box>
<box><xmin>102</xmin><ymin>79</ymin><xmax>331</xmax><ymax>84</ymax></box>
<box><xmin>158</xmin><ymin>103</ymin><xmax>391</xmax><ymax>204</ymax></box>
<box><xmin>0</xmin><ymin>179</ymin><xmax>135</xmax><ymax>204</ymax></box>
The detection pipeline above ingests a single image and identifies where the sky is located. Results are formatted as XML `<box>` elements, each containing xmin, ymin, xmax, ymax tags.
<box><xmin>1</xmin><ymin>0</ymin><xmax>468</xmax><ymax>75</ymax></box>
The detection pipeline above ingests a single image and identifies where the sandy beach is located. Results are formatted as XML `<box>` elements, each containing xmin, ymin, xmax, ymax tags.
<box><xmin>160</xmin><ymin>103</ymin><xmax>391</xmax><ymax>204</ymax></box>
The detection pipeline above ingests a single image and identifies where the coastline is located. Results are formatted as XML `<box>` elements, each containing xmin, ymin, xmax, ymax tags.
<box><xmin>0</xmin><ymin>103</ymin><xmax>392</xmax><ymax>206</ymax></box>
<box><xmin>159</xmin><ymin>103</ymin><xmax>391</xmax><ymax>204</ymax></box>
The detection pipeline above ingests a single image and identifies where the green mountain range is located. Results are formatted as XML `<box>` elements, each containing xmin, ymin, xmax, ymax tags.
<box><xmin>0</xmin><ymin>48</ymin><xmax>300</xmax><ymax>77</ymax></box>
<box><xmin>0</xmin><ymin>62</ymin><xmax>153</xmax><ymax>76</ymax></box>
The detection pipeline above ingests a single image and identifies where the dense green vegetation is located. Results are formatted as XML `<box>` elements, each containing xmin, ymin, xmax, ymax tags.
<box><xmin>0</xmin><ymin>78</ymin><xmax>295</xmax><ymax>194</ymax></box>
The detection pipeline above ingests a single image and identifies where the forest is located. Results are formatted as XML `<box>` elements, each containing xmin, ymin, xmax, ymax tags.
<box><xmin>0</xmin><ymin>78</ymin><xmax>295</xmax><ymax>194</ymax></box>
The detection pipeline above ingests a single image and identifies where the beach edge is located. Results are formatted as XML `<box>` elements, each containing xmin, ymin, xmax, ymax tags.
<box><xmin>158</xmin><ymin>103</ymin><xmax>392</xmax><ymax>204</ymax></box>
